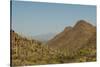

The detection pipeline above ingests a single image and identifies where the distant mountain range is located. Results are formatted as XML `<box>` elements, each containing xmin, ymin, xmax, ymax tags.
<box><xmin>32</xmin><ymin>33</ymin><xmax>57</xmax><ymax>42</ymax></box>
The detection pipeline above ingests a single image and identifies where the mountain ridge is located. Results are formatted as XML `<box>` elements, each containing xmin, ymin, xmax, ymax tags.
<box><xmin>47</xmin><ymin>20</ymin><xmax>96</xmax><ymax>53</ymax></box>
<box><xmin>32</xmin><ymin>33</ymin><xmax>57</xmax><ymax>42</ymax></box>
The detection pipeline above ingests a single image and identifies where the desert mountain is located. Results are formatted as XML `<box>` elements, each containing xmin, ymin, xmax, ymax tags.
<box><xmin>11</xmin><ymin>20</ymin><xmax>96</xmax><ymax>66</ymax></box>
<box><xmin>47</xmin><ymin>20</ymin><xmax>96</xmax><ymax>53</ymax></box>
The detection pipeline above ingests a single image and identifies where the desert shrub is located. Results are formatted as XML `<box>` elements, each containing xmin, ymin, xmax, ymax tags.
<box><xmin>11</xmin><ymin>31</ymin><xmax>96</xmax><ymax>66</ymax></box>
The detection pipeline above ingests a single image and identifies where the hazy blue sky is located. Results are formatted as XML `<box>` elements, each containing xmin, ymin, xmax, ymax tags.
<box><xmin>12</xmin><ymin>1</ymin><xmax>96</xmax><ymax>36</ymax></box>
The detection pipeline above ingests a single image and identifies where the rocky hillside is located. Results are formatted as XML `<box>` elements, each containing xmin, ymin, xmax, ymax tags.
<box><xmin>11</xmin><ymin>30</ymin><xmax>70</xmax><ymax>66</ymax></box>
<box><xmin>47</xmin><ymin>20</ymin><xmax>96</xmax><ymax>52</ymax></box>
